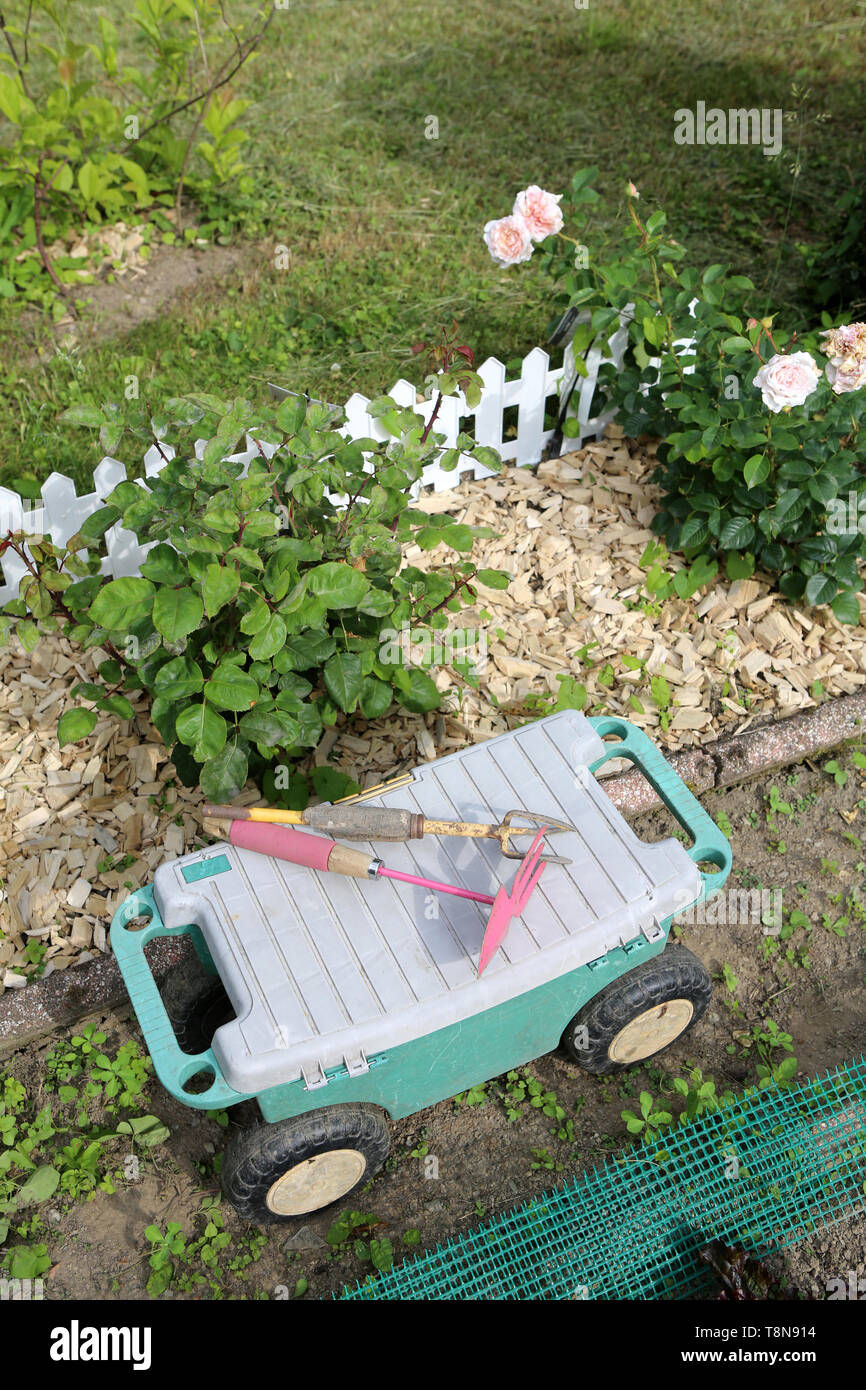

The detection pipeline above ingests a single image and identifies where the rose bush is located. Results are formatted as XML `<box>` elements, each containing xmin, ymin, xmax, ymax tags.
<box><xmin>489</xmin><ymin>168</ymin><xmax>866</xmax><ymax>622</ymax></box>
<box><xmin>0</xmin><ymin>381</ymin><xmax>508</xmax><ymax>801</ymax></box>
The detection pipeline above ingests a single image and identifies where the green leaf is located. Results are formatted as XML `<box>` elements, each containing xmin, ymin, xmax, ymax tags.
<box><xmin>150</xmin><ymin>696</ymin><xmax>177</xmax><ymax>745</ymax></box>
<box><xmin>356</xmin><ymin>588</ymin><xmax>395</xmax><ymax>618</ymax></box>
<box><xmin>202</xmin><ymin>564</ymin><xmax>240</xmax><ymax>617</ymax></box>
<box><xmin>175</xmin><ymin>702</ymin><xmax>227</xmax><ymax>762</ymax></box>
<box><xmin>238</xmin><ymin>708</ymin><xmax>300</xmax><ymax>747</ymax></box>
<box><xmin>58</xmin><ymin>707</ymin><xmax>98</xmax><ymax>746</ymax></box>
<box><xmin>306</xmin><ymin>562</ymin><xmax>370</xmax><ymax>609</ymax></box>
<box><xmin>310</xmin><ymin>766</ymin><xmax>361</xmax><ymax>801</ymax></box>
<box><xmin>115</xmin><ymin>1115</ymin><xmax>170</xmax><ymax>1148</ymax></box>
<box><xmin>80</xmin><ymin>506</ymin><xmax>121</xmax><ymax>541</ymax></box>
<box><xmin>200</xmin><ymin>742</ymin><xmax>249</xmax><ymax>802</ymax></box>
<box><xmin>399</xmin><ymin>669</ymin><xmax>440</xmax><ymax>713</ymax></box>
<box><xmin>279</xmin><ymin>632</ymin><xmax>336</xmax><ymax>670</ymax></box>
<box><xmin>476</xmin><ymin>568</ymin><xmax>510</xmax><ymax>590</ymax></box>
<box><xmin>804</xmin><ymin>574</ymin><xmax>837</xmax><ymax>608</ymax></box>
<box><xmin>140</xmin><ymin>544</ymin><xmax>186</xmax><ymax>586</ymax></box>
<box><xmin>16</xmin><ymin>620</ymin><xmax>40</xmax><ymax>653</ymax></box>
<box><xmin>438</xmin><ymin>524</ymin><xmax>475</xmax><ymax>553</ymax></box>
<box><xmin>17</xmin><ymin>1165</ymin><xmax>60</xmax><ymax>1206</ymax></box>
<box><xmin>275</xmin><ymin>396</ymin><xmax>307</xmax><ymax>434</ymax></box>
<box><xmin>152</xmin><ymin>587</ymin><xmax>204</xmax><ymax>642</ymax></box>
<box><xmin>743</xmin><ymin>454</ymin><xmax>769</xmax><ymax>489</ymax></box>
<box><xmin>59</xmin><ymin>404</ymin><xmax>106</xmax><ymax>428</ymax></box>
<box><xmin>719</xmin><ymin>516</ymin><xmax>755</xmax><ymax>549</ymax></box>
<box><xmin>323</xmin><ymin>651</ymin><xmax>363</xmax><ymax>711</ymax></box>
<box><xmin>831</xmin><ymin>590</ymin><xmax>860</xmax><ymax>625</ymax></box>
<box><xmin>359</xmin><ymin>675</ymin><xmax>392</xmax><ymax>719</ymax></box>
<box><xmin>726</xmin><ymin>552</ymin><xmax>755</xmax><ymax>581</ymax></box>
<box><xmin>152</xmin><ymin>656</ymin><xmax>204</xmax><ymax>700</ymax></box>
<box><xmin>248</xmin><ymin>612</ymin><xmax>287</xmax><ymax>661</ymax></box>
<box><xmin>98</xmin><ymin>659</ymin><xmax>123</xmax><ymax>683</ymax></box>
<box><xmin>97</xmin><ymin>694</ymin><xmax>136</xmax><ymax>719</ymax></box>
<box><xmin>203</xmin><ymin>664</ymin><xmax>259</xmax><ymax>712</ymax></box>
<box><xmin>89</xmin><ymin>577</ymin><xmax>155</xmax><ymax>630</ymax></box>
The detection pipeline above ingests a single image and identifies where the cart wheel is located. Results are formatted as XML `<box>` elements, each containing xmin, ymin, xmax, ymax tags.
<box><xmin>561</xmin><ymin>943</ymin><xmax>712</xmax><ymax>1075</ymax></box>
<box><xmin>221</xmin><ymin>1104</ymin><xmax>391</xmax><ymax>1224</ymax></box>
<box><xmin>169</xmin><ymin>977</ymin><xmax>234</xmax><ymax>1056</ymax></box>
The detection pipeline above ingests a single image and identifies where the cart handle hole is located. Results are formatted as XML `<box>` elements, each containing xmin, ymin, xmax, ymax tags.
<box><xmin>122</xmin><ymin>907</ymin><xmax>153</xmax><ymax>933</ymax></box>
<box><xmin>181</xmin><ymin>1066</ymin><xmax>216</xmax><ymax>1096</ymax></box>
<box><xmin>695</xmin><ymin>851</ymin><xmax>727</xmax><ymax>875</ymax></box>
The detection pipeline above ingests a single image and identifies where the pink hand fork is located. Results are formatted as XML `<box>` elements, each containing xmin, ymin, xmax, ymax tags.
<box><xmin>477</xmin><ymin>827</ymin><xmax>548</xmax><ymax>976</ymax></box>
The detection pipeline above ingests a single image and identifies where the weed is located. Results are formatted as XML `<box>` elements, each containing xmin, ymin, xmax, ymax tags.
<box><xmin>622</xmin><ymin>1091</ymin><xmax>673</xmax><ymax>1140</ymax></box>
<box><xmin>529</xmin><ymin>1148</ymin><xmax>563</xmax><ymax>1173</ymax></box>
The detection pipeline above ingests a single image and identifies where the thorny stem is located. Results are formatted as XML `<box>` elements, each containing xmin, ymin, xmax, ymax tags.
<box><xmin>423</xmin><ymin>565</ymin><xmax>478</xmax><ymax>620</ymax></box>
<box><xmin>420</xmin><ymin>391</ymin><xmax>444</xmax><ymax>445</ymax></box>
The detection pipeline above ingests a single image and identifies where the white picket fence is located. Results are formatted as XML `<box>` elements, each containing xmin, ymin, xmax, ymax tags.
<box><xmin>0</xmin><ymin>315</ymin><xmax>631</xmax><ymax>607</ymax></box>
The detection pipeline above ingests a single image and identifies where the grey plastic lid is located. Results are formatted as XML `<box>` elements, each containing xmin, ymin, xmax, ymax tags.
<box><xmin>152</xmin><ymin>711</ymin><xmax>702</xmax><ymax>1093</ymax></box>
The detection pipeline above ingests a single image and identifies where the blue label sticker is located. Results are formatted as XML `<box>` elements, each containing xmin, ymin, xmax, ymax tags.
<box><xmin>181</xmin><ymin>854</ymin><xmax>232</xmax><ymax>884</ymax></box>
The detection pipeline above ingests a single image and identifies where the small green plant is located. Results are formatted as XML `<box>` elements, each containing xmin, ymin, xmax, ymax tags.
<box><xmin>325</xmin><ymin>1210</ymin><xmax>380</xmax><ymax>1253</ymax></box>
<box><xmin>454</xmin><ymin>1082</ymin><xmax>488</xmax><ymax>1108</ymax></box>
<box><xmin>823</xmin><ymin>759</ymin><xmax>848</xmax><ymax>788</ymax></box>
<box><xmin>529</xmin><ymin>1147</ymin><xmax>562</xmax><ymax>1173</ymax></box>
<box><xmin>672</xmin><ymin>1068</ymin><xmax>735</xmax><ymax>1124</ymax></box>
<box><xmin>765</xmin><ymin>785</ymin><xmax>793</xmax><ymax>820</ymax></box>
<box><xmin>621</xmin><ymin>1090</ymin><xmax>673</xmax><ymax>1140</ymax></box>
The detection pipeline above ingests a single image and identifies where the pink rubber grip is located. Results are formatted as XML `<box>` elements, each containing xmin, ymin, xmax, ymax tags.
<box><xmin>230</xmin><ymin>820</ymin><xmax>335</xmax><ymax>870</ymax></box>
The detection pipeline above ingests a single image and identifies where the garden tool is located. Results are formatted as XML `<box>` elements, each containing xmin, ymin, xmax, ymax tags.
<box><xmin>202</xmin><ymin>817</ymin><xmax>497</xmax><ymax>906</ymax></box>
<box><xmin>477</xmin><ymin>827</ymin><xmax>548</xmax><ymax>976</ymax></box>
<box><xmin>201</xmin><ymin>801</ymin><xmax>575</xmax><ymax>864</ymax></box>
<box><xmin>202</xmin><ymin>819</ymin><xmax>549</xmax><ymax>968</ymax></box>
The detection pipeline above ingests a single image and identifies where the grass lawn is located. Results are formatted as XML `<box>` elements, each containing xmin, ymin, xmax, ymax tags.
<box><xmin>1</xmin><ymin>0</ymin><xmax>863</xmax><ymax>490</ymax></box>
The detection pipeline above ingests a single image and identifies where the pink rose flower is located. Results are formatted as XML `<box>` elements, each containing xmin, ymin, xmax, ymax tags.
<box><xmin>752</xmin><ymin>352</ymin><xmax>821</xmax><ymax>413</ymax></box>
<box><xmin>820</xmin><ymin>322</ymin><xmax>866</xmax><ymax>394</ymax></box>
<box><xmin>825</xmin><ymin>359</ymin><xmax>866</xmax><ymax>394</ymax></box>
<box><xmin>512</xmin><ymin>186</ymin><xmax>563</xmax><ymax>241</ymax></box>
<box><xmin>483</xmin><ymin>214</ymin><xmax>534</xmax><ymax>267</ymax></box>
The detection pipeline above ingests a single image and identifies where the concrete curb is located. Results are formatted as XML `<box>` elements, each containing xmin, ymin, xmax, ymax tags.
<box><xmin>0</xmin><ymin>934</ymin><xmax>193</xmax><ymax>1057</ymax></box>
<box><xmin>2</xmin><ymin>693</ymin><xmax>864</xmax><ymax>1054</ymax></box>
<box><xmin>599</xmin><ymin>691</ymin><xmax>866</xmax><ymax>817</ymax></box>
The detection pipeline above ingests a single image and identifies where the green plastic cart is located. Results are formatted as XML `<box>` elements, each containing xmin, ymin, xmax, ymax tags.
<box><xmin>110</xmin><ymin>712</ymin><xmax>731</xmax><ymax>1222</ymax></box>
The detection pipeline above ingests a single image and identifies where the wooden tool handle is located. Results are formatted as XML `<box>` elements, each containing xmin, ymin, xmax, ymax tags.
<box><xmin>420</xmin><ymin>818</ymin><xmax>492</xmax><ymax>839</ymax></box>
<box><xmin>201</xmin><ymin>804</ymin><xmax>303</xmax><ymax>824</ymax></box>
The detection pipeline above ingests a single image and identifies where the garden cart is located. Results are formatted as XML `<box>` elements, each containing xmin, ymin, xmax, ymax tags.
<box><xmin>110</xmin><ymin>711</ymin><xmax>732</xmax><ymax>1224</ymax></box>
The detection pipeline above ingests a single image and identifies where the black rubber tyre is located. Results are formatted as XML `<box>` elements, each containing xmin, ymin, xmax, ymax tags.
<box><xmin>561</xmin><ymin>943</ymin><xmax>713</xmax><ymax>1075</ymax></box>
<box><xmin>169</xmin><ymin>977</ymin><xmax>235</xmax><ymax>1056</ymax></box>
<box><xmin>221</xmin><ymin>1104</ymin><xmax>391</xmax><ymax>1225</ymax></box>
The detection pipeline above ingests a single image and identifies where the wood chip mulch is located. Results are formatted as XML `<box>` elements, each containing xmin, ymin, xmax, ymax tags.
<box><xmin>2</xmin><ymin>425</ymin><xmax>864</xmax><ymax>986</ymax></box>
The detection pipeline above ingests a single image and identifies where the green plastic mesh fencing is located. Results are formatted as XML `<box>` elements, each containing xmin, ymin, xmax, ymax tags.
<box><xmin>343</xmin><ymin>1057</ymin><xmax>866</xmax><ymax>1300</ymax></box>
